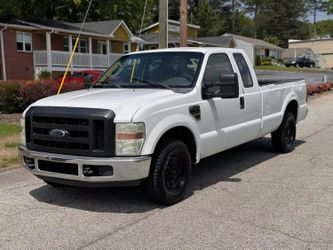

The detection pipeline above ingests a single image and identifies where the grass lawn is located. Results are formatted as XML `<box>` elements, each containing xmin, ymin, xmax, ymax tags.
<box><xmin>0</xmin><ymin>123</ymin><xmax>21</xmax><ymax>169</ymax></box>
<box><xmin>255</xmin><ymin>65</ymin><xmax>332</xmax><ymax>74</ymax></box>
<box><xmin>0</xmin><ymin>123</ymin><xmax>21</xmax><ymax>137</ymax></box>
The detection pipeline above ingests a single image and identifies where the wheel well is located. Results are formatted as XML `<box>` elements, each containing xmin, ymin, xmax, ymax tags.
<box><xmin>154</xmin><ymin>126</ymin><xmax>197</xmax><ymax>164</ymax></box>
<box><xmin>285</xmin><ymin>100</ymin><xmax>298</xmax><ymax>120</ymax></box>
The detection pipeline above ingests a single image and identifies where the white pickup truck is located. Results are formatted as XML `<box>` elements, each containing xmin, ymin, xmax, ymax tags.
<box><xmin>19</xmin><ymin>48</ymin><xmax>307</xmax><ymax>205</ymax></box>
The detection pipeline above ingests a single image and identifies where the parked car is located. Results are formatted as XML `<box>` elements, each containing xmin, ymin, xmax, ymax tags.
<box><xmin>56</xmin><ymin>70</ymin><xmax>104</xmax><ymax>88</ymax></box>
<box><xmin>285</xmin><ymin>57</ymin><xmax>315</xmax><ymax>68</ymax></box>
<box><xmin>19</xmin><ymin>48</ymin><xmax>307</xmax><ymax>205</ymax></box>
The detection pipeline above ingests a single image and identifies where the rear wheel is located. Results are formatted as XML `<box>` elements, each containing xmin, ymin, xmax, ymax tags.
<box><xmin>144</xmin><ymin>140</ymin><xmax>191</xmax><ymax>205</ymax></box>
<box><xmin>271</xmin><ymin>112</ymin><xmax>296</xmax><ymax>153</ymax></box>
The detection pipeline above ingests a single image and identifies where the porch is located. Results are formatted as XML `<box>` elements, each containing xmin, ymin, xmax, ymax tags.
<box><xmin>33</xmin><ymin>50</ymin><xmax>122</xmax><ymax>72</ymax></box>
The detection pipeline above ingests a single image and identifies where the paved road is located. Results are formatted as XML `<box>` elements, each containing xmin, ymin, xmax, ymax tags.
<box><xmin>256</xmin><ymin>70</ymin><xmax>333</xmax><ymax>84</ymax></box>
<box><xmin>1</xmin><ymin>93</ymin><xmax>333</xmax><ymax>249</ymax></box>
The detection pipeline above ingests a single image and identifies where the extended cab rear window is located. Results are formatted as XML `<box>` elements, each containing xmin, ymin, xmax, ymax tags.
<box><xmin>233</xmin><ymin>53</ymin><xmax>253</xmax><ymax>88</ymax></box>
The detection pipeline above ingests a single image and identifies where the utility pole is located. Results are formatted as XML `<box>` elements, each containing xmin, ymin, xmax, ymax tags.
<box><xmin>180</xmin><ymin>0</ymin><xmax>188</xmax><ymax>47</ymax></box>
<box><xmin>159</xmin><ymin>0</ymin><xmax>168</xmax><ymax>48</ymax></box>
<box><xmin>313</xmin><ymin>0</ymin><xmax>317</xmax><ymax>37</ymax></box>
<box><xmin>231</xmin><ymin>0</ymin><xmax>235</xmax><ymax>34</ymax></box>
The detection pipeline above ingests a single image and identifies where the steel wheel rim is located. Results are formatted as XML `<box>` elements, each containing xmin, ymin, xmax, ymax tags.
<box><xmin>164</xmin><ymin>155</ymin><xmax>186</xmax><ymax>194</ymax></box>
<box><xmin>285</xmin><ymin>120</ymin><xmax>295</xmax><ymax>147</ymax></box>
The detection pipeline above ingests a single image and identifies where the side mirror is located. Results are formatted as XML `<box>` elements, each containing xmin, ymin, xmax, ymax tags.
<box><xmin>202</xmin><ymin>73</ymin><xmax>239</xmax><ymax>99</ymax></box>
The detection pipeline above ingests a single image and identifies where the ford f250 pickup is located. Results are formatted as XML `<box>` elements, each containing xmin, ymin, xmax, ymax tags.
<box><xmin>19</xmin><ymin>48</ymin><xmax>307</xmax><ymax>205</ymax></box>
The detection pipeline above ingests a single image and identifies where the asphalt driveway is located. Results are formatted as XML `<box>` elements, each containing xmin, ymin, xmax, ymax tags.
<box><xmin>1</xmin><ymin>93</ymin><xmax>333</xmax><ymax>249</ymax></box>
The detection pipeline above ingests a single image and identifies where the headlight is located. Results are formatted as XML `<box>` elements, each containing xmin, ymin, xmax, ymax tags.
<box><xmin>20</xmin><ymin>117</ymin><xmax>26</xmax><ymax>146</ymax></box>
<box><xmin>115</xmin><ymin>123</ymin><xmax>145</xmax><ymax>156</ymax></box>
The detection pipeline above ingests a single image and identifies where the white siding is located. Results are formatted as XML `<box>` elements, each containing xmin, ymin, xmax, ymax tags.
<box><xmin>234</xmin><ymin>39</ymin><xmax>255</xmax><ymax>65</ymax></box>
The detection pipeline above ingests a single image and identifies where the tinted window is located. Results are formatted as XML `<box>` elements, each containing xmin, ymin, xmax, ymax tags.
<box><xmin>233</xmin><ymin>53</ymin><xmax>253</xmax><ymax>88</ymax></box>
<box><xmin>203</xmin><ymin>53</ymin><xmax>233</xmax><ymax>84</ymax></box>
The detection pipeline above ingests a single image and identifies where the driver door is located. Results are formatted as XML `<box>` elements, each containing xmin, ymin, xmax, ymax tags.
<box><xmin>199</xmin><ymin>53</ymin><xmax>243</xmax><ymax>158</ymax></box>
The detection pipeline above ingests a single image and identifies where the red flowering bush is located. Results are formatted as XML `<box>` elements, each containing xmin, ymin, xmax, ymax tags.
<box><xmin>307</xmin><ymin>82</ymin><xmax>332</xmax><ymax>95</ymax></box>
<box><xmin>20</xmin><ymin>80</ymin><xmax>54</xmax><ymax>106</ymax></box>
<box><xmin>0</xmin><ymin>80</ymin><xmax>85</xmax><ymax>113</ymax></box>
<box><xmin>47</xmin><ymin>81</ymin><xmax>85</xmax><ymax>96</ymax></box>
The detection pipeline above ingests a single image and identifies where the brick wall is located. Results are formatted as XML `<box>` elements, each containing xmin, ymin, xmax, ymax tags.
<box><xmin>51</xmin><ymin>34</ymin><xmax>65</xmax><ymax>50</ymax></box>
<box><xmin>3</xmin><ymin>29</ymin><xmax>34</xmax><ymax>80</ymax></box>
<box><xmin>33</xmin><ymin>33</ymin><xmax>46</xmax><ymax>50</ymax></box>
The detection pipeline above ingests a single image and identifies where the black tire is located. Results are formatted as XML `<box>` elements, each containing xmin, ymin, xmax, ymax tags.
<box><xmin>144</xmin><ymin>140</ymin><xmax>191</xmax><ymax>205</ymax></box>
<box><xmin>44</xmin><ymin>180</ymin><xmax>67</xmax><ymax>187</ymax></box>
<box><xmin>271</xmin><ymin>112</ymin><xmax>296</xmax><ymax>153</ymax></box>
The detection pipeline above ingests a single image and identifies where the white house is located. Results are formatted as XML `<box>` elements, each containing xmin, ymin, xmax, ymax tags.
<box><xmin>221</xmin><ymin>33</ymin><xmax>284</xmax><ymax>66</ymax></box>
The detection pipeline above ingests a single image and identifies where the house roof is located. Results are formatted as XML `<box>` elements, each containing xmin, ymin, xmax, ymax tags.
<box><xmin>0</xmin><ymin>15</ymin><xmax>38</xmax><ymax>30</ymax></box>
<box><xmin>71</xmin><ymin>20</ymin><xmax>133</xmax><ymax>38</ymax></box>
<box><xmin>195</xmin><ymin>36</ymin><xmax>234</xmax><ymax>47</ymax></box>
<box><xmin>0</xmin><ymin>16</ymin><xmax>133</xmax><ymax>39</ymax></box>
<box><xmin>140</xmin><ymin>33</ymin><xmax>181</xmax><ymax>44</ymax></box>
<box><xmin>140</xmin><ymin>19</ymin><xmax>200</xmax><ymax>33</ymax></box>
<box><xmin>282</xmin><ymin>48</ymin><xmax>315</xmax><ymax>58</ymax></box>
<box><xmin>222</xmin><ymin>33</ymin><xmax>284</xmax><ymax>51</ymax></box>
<box><xmin>139</xmin><ymin>33</ymin><xmax>205</xmax><ymax>46</ymax></box>
<box><xmin>289</xmin><ymin>38</ymin><xmax>333</xmax><ymax>44</ymax></box>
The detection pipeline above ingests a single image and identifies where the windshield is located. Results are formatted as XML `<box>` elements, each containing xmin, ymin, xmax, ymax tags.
<box><xmin>93</xmin><ymin>52</ymin><xmax>203</xmax><ymax>90</ymax></box>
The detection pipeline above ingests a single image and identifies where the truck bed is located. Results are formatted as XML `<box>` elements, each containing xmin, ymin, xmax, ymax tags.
<box><xmin>258</xmin><ymin>79</ymin><xmax>304</xmax><ymax>86</ymax></box>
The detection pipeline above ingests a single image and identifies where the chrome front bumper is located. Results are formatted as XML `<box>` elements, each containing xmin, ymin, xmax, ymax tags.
<box><xmin>19</xmin><ymin>146</ymin><xmax>151</xmax><ymax>187</ymax></box>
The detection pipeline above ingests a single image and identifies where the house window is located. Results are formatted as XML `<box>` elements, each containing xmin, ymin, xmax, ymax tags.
<box><xmin>123</xmin><ymin>43</ymin><xmax>130</xmax><ymax>54</ymax></box>
<box><xmin>16</xmin><ymin>32</ymin><xmax>32</xmax><ymax>52</ymax></box>
<box><xmin>98</xmin><ymin>41</ymin><xmax>107</xmax><ymax>54</ymax></box>
<box><xmin>64</xmin><ymin>36</ymin><xmax>88</xmax><ymax>53</ymax></box>
<box><xmin>149</xmin><ymin>45</ymin><xmax>157</xmax><ymax>50</ymax></box>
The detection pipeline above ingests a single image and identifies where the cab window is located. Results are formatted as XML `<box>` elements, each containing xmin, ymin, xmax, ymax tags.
<box><xmin>233</xmin><ymin>53</ymin><xmax>253</xmax><ymax>88</ymax></box>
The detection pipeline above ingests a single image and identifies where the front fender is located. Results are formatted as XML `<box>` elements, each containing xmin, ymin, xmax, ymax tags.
<box><xmin>141</xmin><ymin>114</ymin><xmax>201</xmax><ymax>163</ymax></box>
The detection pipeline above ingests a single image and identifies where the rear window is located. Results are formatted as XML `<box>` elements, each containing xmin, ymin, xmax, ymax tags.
<box><xmin>233</xmin><ymin>53</ymin><xmax>253</xmax><ymax>88</ymax></box>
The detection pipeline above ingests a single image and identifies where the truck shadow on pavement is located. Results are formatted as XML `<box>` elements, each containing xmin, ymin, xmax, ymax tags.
<box><xmin>29</xmin><ymin>137</ymin><xmax>305</xmax><ymax>213</ymax></box>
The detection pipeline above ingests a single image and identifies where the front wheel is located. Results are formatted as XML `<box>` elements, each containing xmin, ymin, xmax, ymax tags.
<box><xmin>44</xmin><ymin>180</ymin><xmax>67</xmax><ymax>187</ymax></box>
<box><xmin>271</xmin><ymin>112</ymin><xmax>296</xmax><ymax>153</ymax></box>
<box><xmin>144</xmin><ymin>140</ymin><xmax>191</xmax><ymax>205</ymax></box>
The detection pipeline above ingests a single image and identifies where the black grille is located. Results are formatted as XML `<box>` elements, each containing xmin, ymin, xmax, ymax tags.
<box><xmin>38</xmin><ymin>160</ymin><xmax>78</xmax><ymax>175</ymax></box>
<box><xmin>25</xmin><ymin>107</ymin><xmax>115</xmax><ymax>157</ymax></box>
<box><xmin>94</xmin><ymin>120</ymin><xmax>105</xmax><ymax>150</ymax></box>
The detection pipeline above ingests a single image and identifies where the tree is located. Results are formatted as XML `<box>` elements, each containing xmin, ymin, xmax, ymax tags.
<box><xmin>193</xmin><ymin>0</ymin><xmax>222</xmax><ymax>36</ymax></box>
<box><xmin>327</xmin><ymin>0</ymin><xmax>333</xmax><ymax>13</ymax></box>
<box><xmin>242</xmin><ymin>0</ymin><xmax>265</xmax><ymax>37</ymax></box>
<box><xmin>312</xmin><ymin>19</ymin><xmax>333</xmax><ymax>36</ymax></box>
<box><xmin>252</xmin><ymin>0</ymin><xmax>310</xmax><ymax>47</ymax></box>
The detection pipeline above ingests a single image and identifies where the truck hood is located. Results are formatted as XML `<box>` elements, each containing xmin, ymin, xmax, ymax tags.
<box><xmin>30</xmin><ymin>88</ymin><xmax>175</xmax><ymax>122</ymax></box>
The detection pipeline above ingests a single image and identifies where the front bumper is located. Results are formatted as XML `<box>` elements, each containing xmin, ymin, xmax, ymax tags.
<box><xmin>19</xmin><ymin>146</ymin><xmax>151</xmax><ymax>187</ymax></box>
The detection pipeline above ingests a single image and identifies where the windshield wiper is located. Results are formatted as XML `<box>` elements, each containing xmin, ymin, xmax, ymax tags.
<box><xmin>131</xmin><ymin>77</ymin><xmax>172</xmax><ymax>90</ymax></box>
<box><xmin>92</xmin><ymin>80</ymin><xmax>121</xmax><ymax>89</ymax></box>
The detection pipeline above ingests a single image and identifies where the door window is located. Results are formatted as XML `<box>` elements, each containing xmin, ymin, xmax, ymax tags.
<box><xmin>233</xmin><ymin>53</ymin><xmax>253</xmax><ymax>88</ymax></box>
<box><xmin>203</xmin><ymin>53</ymin><xmax>233</xmax><ymax>84</ymax></box>
<box><xmin>98</xmin><ymin>41</ymin><xmax>107</xmax><ymax>54</ymax></box>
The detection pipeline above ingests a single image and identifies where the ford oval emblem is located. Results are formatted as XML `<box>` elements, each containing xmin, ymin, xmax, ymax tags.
<box><xmin>49</xmin><ymin>129</ymin><xmax>69</xmax><ymax>138</ymax></box>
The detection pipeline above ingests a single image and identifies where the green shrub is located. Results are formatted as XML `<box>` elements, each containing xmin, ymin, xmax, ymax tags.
<box><xmin>38</xmin><ymin>71</ymin><xmax>52</xmax><ymax>80</ymax></box>
<box><xmin>255</xmin><ymin>55</ymin><xmax>262</xmax><ymax>66</ymax></box>
<box><xmin>0</xmin><ymin>81</ymin><xmax>25</xmax><ymax>113</ymax></box>
<box><xmin>261</xmin><ymin>57</ymin><xmax>273</xmax><ymax>66</ymax></box>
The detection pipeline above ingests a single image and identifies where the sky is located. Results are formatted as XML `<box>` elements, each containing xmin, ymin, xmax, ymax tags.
<box><xmin>309</xmin><ymin>11</ymin><xmax>333</xmax><ymax>22</ymax></box>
